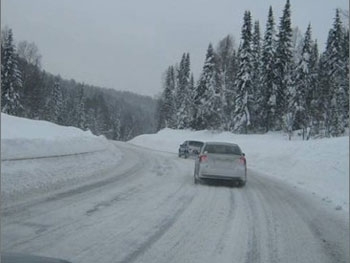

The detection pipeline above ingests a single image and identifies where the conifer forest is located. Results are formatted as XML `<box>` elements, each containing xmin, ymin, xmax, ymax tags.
<box><xmin>157</xmin><ymin>2</ymin><xmax>349</xmax><ymax>139</ymax></box>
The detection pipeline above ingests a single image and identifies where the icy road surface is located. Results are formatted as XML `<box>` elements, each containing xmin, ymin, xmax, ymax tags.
<box><xmin>2</xmin><ymin>141</ymin><xmax>349</xmax><ymax>263</ymax></box>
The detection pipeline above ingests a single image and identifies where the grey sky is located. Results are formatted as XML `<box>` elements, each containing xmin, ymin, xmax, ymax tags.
<box><xmin>1</xmin><ymin>0</ymin><xmax>348</xmax><ymax>97</ymax></box>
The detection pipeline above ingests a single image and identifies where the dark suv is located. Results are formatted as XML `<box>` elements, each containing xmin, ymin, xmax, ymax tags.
<box><xmin>178</xmin><ymin>140</ymin><xmax>204</xmax><ymax>158</ymax></box>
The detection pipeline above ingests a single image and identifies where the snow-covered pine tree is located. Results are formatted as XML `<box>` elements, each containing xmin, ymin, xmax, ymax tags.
<box><xmin>48</xmin><ymin>78</ymin><xmax>63</xmax><ymax>124</ymax></box>
<box><xmin>186</xmin><ymin>71</ymin><xmax>196</xmax><ymax>129</ymax></box>
<box><xmin>342</xmin><ymin>28</ymin><xmax>349</xmax><ymax>128</ymax></box>
<box><xmin>16</xmin><ymin>41</ymin><xmax>43</xmax><ymax>119</ymax></box>
<box><xmin>183</xmin><ymin>53</ymin><xmax>194</xmax><ymax>128</ymax></box>
<box><xmin>175</xmin><ymin>53</ymin><xmax>192</xmax><ymax>129</ymax></box>
<box><xmin>275</xmin><ymin>0</ymin><xmax>294</xmax><ymax>131</ymax></box>
<box><xmin>175</xmin><ymin>53</ymin><xmax>187</xmax><ymax>129</ymax></box>
<box><xmin>1</xmin><ymin>27</ymin><xmax>23</xmax><ymax>115</ymax></box>
<box><xmin>224</xmin><ymin>49</ymin><xmax>239</xmax><ymax>131</ymax></box>
<box><xmin>86</xmin><ymin>107</ymin><xmax>97</xmax><ymax>134</ymax></box>
<box><xmin>261</xmin><ymin>6</ymin><xmax>278</xmax><ymax>132</ymax></box>
<box><xmin>76</xmin><ymin>85</ymin><xmax>87</xmax><ymax>130</ymax></box>
<box><xmin>111</xmin><ymin>110</ymin><xmax>121</xmax><ymax>140</ymax></box>
<box><xmin>233</xmin><ymin>11</ymin><xmax>253</xmax><ymax>134</ymax></box>
<box><xmin>251</xmin><ymin>20</ymin><xmax>263</xmax><ymax>131</ymax></box>
<box><xmin>323</xmin><ymin>9</ymin><xmax>348</xmax><ymax>136</ymax></box>
<box><xmin>317</xmin><ymin>52</ymin><xmax>332</xmax><ymax>137</ymax></box>
<box><xmin>22</xmin><ymin>63</ymin><xmax>43</xmax><ymax>119</ymax></box>
<box><xmin>193</xmin><ymin>43</ymin><xmax>222</xmax><ymax>130</ymax></box>
<box><xmin>156</xmin><ymin>97</ymin><xmax>164</xmax><ymax>131</ymax></box>
<box><xmin>159</xmin><ymin>66</ymin><xmax>176</xmax><ymax>129</ymax></box>
<box><xmin>308</xmin><ymin>40</ymin><xmax>320</xmax><ymax>135</ymax></box>
<box><xmin>291</xmin><ymin>27</ymin><xmax>304</xmax><ymax>64</ymax></box>
<box><xmin>216</xmin><ymin>35</ymin><xmax>237</xmax><ymax>130</ymax></box>
<box><xmin>217</xmin><ymin>35</ymin><xmax>235</xmax><ymax>78</ymax></box>
<box><xmin>93</xmin><ymin>94</ymin><xmax>110</xmax><ymax>136</ymax></box>
<box><xmin>84</xmin><ymin>93</ymin><xmax>108</xmax><ymax>136</ymax></box>
<box><xmin>292</xmin><ymin>24</ymin><xmax>313</xmax><ymax>139</ymax></box>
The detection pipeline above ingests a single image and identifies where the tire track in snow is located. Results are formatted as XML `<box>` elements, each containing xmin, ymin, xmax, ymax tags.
<box><xmin>2</xmin><ymin>159</ymin><xmax>144</xmax><ymax>217</ymax></box>
<box><xmin>243</xmin><ymin>191</ymin><xmax>260</xmax><ymax>263</ymax></box>
<box><xmin>118</xmin><ymin>194</ymin><xmax>195</xmax><ymax>263</ymax></box>
<box><xmin>138</xmin><ymin>183</ymin><xmax>237</xmax><ymax>263</ymax></box>
<box><xmin>85</xmin><ymin>186</ymin><xmax>140</xmax><ymax>216</ymax></box>
<box><xmin>2</xmin><ymin>143</ymin><xmax>144</xmax><ymax>217</ymax></box>
<box><xmin>111</xmin><ymin>154</ymin><xmax>199</xmax><ymax>263</ymax></box>
<box><xmin>212</xmin><ymin>188</ymin><xmax>237</xmax><ymax>256</ymax></box>
<box><xmin>246</xmin><ymin>175</ymin><xmax>281</xmax><ymax>263</ymax></box>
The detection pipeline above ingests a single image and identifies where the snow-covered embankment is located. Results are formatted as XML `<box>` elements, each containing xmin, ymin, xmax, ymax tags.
<box><xmin>1</xmin><ymin>114</ymin><xmax>122</xmax><ymax>202</ymax></box>
<box><xmin>1</xmin><ymin>113</ymin><xmax>109</xmax><ymax>160</ymax></box>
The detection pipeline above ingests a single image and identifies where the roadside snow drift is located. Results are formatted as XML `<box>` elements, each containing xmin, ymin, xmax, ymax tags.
<box><xmin>130</xmin><ymin>128</ymin><xmax>349</xmax><ymax>212</ymax></box>
<box><xmin>1</xmin><ymin>113</ymin><xmax>122</xmax><ymax>202</ymax></box>
<box><xmin>1</xmin><ymin>113</ymin><xmax>109</xmax><ymax>160</ymax></box>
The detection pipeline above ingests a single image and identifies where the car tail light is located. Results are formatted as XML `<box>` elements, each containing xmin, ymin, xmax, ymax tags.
<box><xmin>238</xmin><ymin>156</ymin><xmax>246</xmax><ymax>165</ymax></box>
<box><xmin>199</xmin><ymin>155</ymin><xmax>208</xmax><ymax>162</ymax></box>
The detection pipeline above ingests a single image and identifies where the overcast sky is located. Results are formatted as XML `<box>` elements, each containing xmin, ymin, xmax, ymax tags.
<box><xmin>2</xmin><ymin>0</ymin><xmax>348</xmax><ymax>97</ymax></box>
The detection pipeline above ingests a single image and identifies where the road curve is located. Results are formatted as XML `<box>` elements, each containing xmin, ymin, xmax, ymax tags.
<box><xmin>1</xmin><ymin>141</ymin><xmax>349</xmax><ymax>263</ymax></box>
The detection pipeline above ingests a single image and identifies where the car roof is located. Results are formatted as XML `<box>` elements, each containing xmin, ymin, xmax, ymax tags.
<box><xmin>204</xmin><ymin>141</ymin><xmax>239</xmax><ymax>147</ymax></box>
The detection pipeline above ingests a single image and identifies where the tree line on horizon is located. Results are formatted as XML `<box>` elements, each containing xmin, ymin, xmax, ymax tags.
<box><xmin>157</xmin><ymin>1</ymin><xmax>349</xmax><ymax>139</ymax></box>
<box><xmin>1</xmin><ymin>27</ymin><xmax>157</xmax><ymax>141</ymax></box>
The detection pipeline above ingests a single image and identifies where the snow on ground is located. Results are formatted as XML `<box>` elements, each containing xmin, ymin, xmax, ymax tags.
<box><xmin>1</xmin><ymin>113</ymin><xmax>122</xmax><ymax>203</ymax></box>
<box><xmin>129</xmin><ymin>128</ymin><xmax>349</xmax><ymax>212</ymax></box>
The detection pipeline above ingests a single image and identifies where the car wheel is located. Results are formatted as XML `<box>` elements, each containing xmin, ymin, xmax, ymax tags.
<box><xmin>194</xmin><ymin>172</ymin><xmax>200</xmax><ymax>185</ymax></box>
<box><xmin>230</xmin><ymin>181</ymin><xmax>238</xmax><ymax>187</ymax></box>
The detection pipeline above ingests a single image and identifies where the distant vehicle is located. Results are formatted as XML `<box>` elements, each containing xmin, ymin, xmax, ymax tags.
<box><xmin>1</xmin><ymin>253</ymin><xmax>72</xmax><ymax>263</ymax></box>
<box><xmin>194</xmin><ymin>142</ymin><xmax>247</xmax><ymax>187</ymax></box>
<box><xmin>178</xmin><ymin>140</ymin><xmax>204</xmax><ymax>158</ymax></box>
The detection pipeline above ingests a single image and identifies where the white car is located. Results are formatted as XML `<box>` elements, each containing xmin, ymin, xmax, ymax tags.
<box><xmin>194</xmin><ymin>142</ymin><xmax>247</xmax><ymax>187</ymax></box>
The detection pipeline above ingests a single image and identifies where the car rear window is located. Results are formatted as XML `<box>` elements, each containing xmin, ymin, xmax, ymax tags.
<box><xmin>204</xmin><ymin>144</ymin><xmax>241</xmax><ymax>155</ymax></box>
<box><xmin>188</xmin><ymin>141</ymin><xmax>203</xmax><ymax>147</ymax></box>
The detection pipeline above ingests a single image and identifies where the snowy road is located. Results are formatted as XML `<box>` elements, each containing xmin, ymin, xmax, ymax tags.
<box><xmin>2</xmin><ymin>141</ymin><xmax>349</xmax><ymax>263</ymax></box>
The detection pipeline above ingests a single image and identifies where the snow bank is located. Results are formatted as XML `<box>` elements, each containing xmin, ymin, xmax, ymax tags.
<box><xmin>130</xmin><ymin>128</ymin><xmax>349</xmax><ymax>211</ymax></box>
<box><xmin>1</xmin><ymin>113</ymin><xmax>109</xmax><ymax>160</ymax></box>
<box><xmin>1</xmin><ymin>113</ymin><xmax>122</xmax><ymax>203</ymax></box>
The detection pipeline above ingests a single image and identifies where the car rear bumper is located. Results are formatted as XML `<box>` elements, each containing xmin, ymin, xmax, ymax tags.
<box><xmin>198</xmin><ymin>167</ymin><xmax>246</xmax><ymax>181</ymax></box>
<box><xmin>198</xmin><ymin>174</ymin><xmax>246</xmax><ymax>181</ymax></box>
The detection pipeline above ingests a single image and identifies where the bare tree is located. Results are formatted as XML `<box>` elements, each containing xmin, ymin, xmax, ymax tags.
<box><xmin>17</xmin><ymin>41</ymin><xmax>42</xmax><ymax>67</ymax></box>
